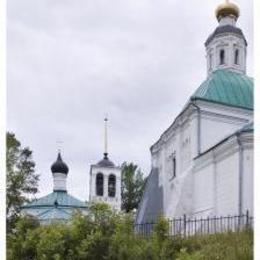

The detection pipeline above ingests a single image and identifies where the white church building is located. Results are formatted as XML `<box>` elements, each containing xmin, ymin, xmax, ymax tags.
<box><xmin>21</xmin><ymin>118</ymin><xmax>122</xmax><ymax>223</ymax></box>
<box><xmin>136</xmin><ymin>0</ymin><xmax>253</xmax><ymax>223</ymax></box>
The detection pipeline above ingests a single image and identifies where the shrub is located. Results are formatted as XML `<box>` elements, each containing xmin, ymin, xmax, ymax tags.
<box><xmin>108</xmin><ymin>213</ymin><xmax>148</xmax><ymax>260</ymax></box>
<box><xmin>7</xmin><ymin>206</ymin><xmax>253</xmax><ymax>260</ymax></box>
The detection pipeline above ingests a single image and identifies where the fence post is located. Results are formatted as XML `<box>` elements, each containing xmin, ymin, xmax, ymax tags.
<box><xmin>200</xmin><ymin>217</ymin><xmax>203</xmax><ymax>235</ymax></box>
<box><xmin>227</xmin><ymin>215</ymin><xmax>230</xmax><ymax>231</ymax></box>
<box><xmin>214</xmin><ymin>216</ymin><xmax>216</xmax><ymax>233</ymax></box>
<box><xmin>246</xmin><ymin>210</ymin><xmax>249</xmax><ymax>228</ymax></box>
<box><xmin>195</xmin><ymin>218</ymin><xmax>197</xmax><ymax>235</ymax></box>
<box><xmin>183</xmin><ymin>214</ymin><xmax>186</xmax><ymax>237</ymax></box>
<box><xmin>207</xmin><ymin>217</ymin><xmax>210</xmax><ymax>234</ymax></box>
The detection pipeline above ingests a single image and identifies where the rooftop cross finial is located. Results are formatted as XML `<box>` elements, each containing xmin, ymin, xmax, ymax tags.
<box><xmin>104</xmin><ymin>115</ymin><xmax>108</xmax><ymax>159</ymax></box>
<box><xmin>56</xmin><ymin>139</ymin><xmax>63</xmax><ymax>154</ymax></box>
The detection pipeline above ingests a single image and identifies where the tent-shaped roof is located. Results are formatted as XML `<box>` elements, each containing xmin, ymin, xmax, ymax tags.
<box><xmin>21</xmin><ymin>191</ymin><xmax>88</xmax><ymax>223</ymax></box>
<box><xmin>22</xmin><ymin>191</ymin><xmax>87</xmax><ymax>209</ymax></box>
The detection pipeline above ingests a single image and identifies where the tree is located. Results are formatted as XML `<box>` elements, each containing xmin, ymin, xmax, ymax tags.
<box><xmin>121</xmin><ymin>162</ymin><xmax>146</xmax><ymax>212</ymax></box>
<box><xmin>6</xmin><ymin>132</ymin><xmax>39</xmax><ymax>232</ymax></box>
<box><xmin>7</xmin><ymin>215</ymin><xmax>40</xmax><ymax>260</ymax></box>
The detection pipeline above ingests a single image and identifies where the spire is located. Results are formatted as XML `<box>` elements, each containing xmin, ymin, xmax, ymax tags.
<box><xmin>96</xmin><ymin>116</ymin><xmax>115</xmax><ymax>167</ymax></box>
<box><xmin>104</xmin><ymin>117</ymin><xmax>108</xmax><ymax>159</ymax></box>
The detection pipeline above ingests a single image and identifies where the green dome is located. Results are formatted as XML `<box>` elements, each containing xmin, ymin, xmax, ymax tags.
<box><xmin>191</xmin><ymin>70</ymin><xmax>254</xmax><ymax>110</ymax></box>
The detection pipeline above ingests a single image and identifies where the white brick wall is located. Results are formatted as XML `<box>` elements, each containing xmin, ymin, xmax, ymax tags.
<box><xmin>193</xmin><ymin>163</ymin><xmax>215</xmax><ymax>216</ymax></box>
<box><xmin>215</xmin><ymin>152</ymin><xmax>239</xmax><ymax>215</ymax></box>
<box><xmin>148</xmin><ymin>101</ymin><xmax>253</xmax><ymax>220</ymax></box>
<box><xmin>242</xmin><ymin>148</ymin><xmax>253</xmax><ymax>214</ymax></box>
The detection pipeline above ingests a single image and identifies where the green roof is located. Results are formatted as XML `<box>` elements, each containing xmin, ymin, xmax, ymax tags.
<box><xmin>191</xmin><ymin>69</ymin><xmax>254</xmax><ymax>110</ymax></box>
<box><xmin>37</xmin><ymin>208</ymin><xmax>72</xmax><ymax>221</ymax></box>
<box><xmin>22</xmin><ymin>191</ymin><xmax>87</xmax><ymax>209</ymax></box>
<box><xmin>21</xmin><ymin>191</ymin><xmax>88</xmax><ymax>223</ymax></box>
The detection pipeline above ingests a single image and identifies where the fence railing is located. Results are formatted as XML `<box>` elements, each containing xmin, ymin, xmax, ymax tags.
<box><xmin>134</xmin><ymin>210</ymin><xmax>253</xmax><ymax>237</ymax></box>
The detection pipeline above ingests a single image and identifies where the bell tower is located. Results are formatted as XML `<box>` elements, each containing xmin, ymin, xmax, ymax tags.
<box><xmin>89</xmin><ymin>118</ymin><xmax>121</xmax><ymax>210</ymax></box>
<box><xmin>205</xmin><ymin>0</ymin><xmax>247</xmax><ymax>75</ymax></box>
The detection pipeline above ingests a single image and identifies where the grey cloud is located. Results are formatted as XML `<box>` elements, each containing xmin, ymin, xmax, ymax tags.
<box><xmin>7</xmin><ymin>0</ymin><xmax>253</xmax><ymax>200</ymax></box>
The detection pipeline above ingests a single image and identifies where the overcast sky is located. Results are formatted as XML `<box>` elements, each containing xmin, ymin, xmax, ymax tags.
<box><xmin>7</xmin><ymin>0</ymin><xmax>253</xmax><ymax>201</ymax></box>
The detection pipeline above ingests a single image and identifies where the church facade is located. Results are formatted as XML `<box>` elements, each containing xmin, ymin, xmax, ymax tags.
<box><xmin>136</xmin><ymin>0</ymin><xmax>253</xmax><ymax>223</ymax></box>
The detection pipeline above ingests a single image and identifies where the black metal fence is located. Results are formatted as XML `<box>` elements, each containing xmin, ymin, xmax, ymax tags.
<box><xmin>135</xmin><ymin>211</ymin><xmax>253</xmax><ymax>237</ymax></box>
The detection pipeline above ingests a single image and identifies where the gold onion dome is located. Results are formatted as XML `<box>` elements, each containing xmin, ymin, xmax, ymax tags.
<box><xmin>215</xmin><ymin>0</ymin><xmax>240</xmax><ymax>21</ymax></box>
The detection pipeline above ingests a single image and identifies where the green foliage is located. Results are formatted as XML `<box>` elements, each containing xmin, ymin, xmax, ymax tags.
<box><xmin>153</xmin><ymin>215</ymin><xmax>169</xmax><ymax>241</ymax></box>
<box><xmin>6</xmin><ymin>132</ymin><xmax>39</xmax><ymax>232</ymax></box>
<box><xmin>144</xmin><ymin>216</ymin><xmax>175</xmax><ymax>260</ymax></box>
<box><xmin>7</xmin><ymin>215</ymin><xmax>40</xmax><ymax>260</ymax></box>
<box><xmin>7</xmin><ymin>205</ymin><xmax>253</xmax><ymax>260</ymax></box>
<box><xmin>121</xmin><ymin>162</ymin><xmax>146</xmax><ymax>212</ymax></box>
<box><xmin>108</xmin><ymin>213</ymin><xmax>148</xmax><ymax>260</ymax></box>
<box><xmin>35</xmin><ymin>223</ymin><xmax>72</xmax><ymax>260</ymax></box>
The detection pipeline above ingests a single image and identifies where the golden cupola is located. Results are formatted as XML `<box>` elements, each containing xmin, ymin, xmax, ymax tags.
<box><xmin>215</xmin><ymin>0</ymin><xmax>240</xmax><ymax>21</ymax></box>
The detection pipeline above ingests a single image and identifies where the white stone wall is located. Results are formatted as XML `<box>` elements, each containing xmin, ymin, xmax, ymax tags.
<box><xmin>192</xmin><ymin>133</ymin><xmax>253</xmax><ymax>218</ymax></box>
<box><xmin>192</xmin><ymin>161</ymin><xmax>215</xmax><ymax>217</ymax></box>
<box><xmin>242</xmin><ymin>148</ymin><xmax>253</xmax><ymax>214</ymax></box>
<box><xmin>240</xmin><ymin>133</ymin><xmax>254</xmax><ymax>215</ymax></box>
<box><xmin>199</xmin><ymin>101</ymin><xmax>253</xmax><ymax>153</ymax></box>
<box><xmin>151</xmin><ymin>107</ymin><xmax>198</xmax><ymax>218</ymax></box>
<box><xmin>149</xmin><ymin>100</ymin><xmax>253</xmax><ymax>220</ymax></box>
<box><xmin>215</xmin><ymin>150</ymin><xmax>239</xmax><ymax>215</ymax></box>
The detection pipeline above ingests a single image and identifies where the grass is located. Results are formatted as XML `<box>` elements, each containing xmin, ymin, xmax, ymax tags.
<box><xmin>172</xmin><ymin>229</ymin><xmax>253</xmax><ymax>260</ymax></box>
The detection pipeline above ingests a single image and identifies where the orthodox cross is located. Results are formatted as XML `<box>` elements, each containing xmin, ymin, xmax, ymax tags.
<box><xmin>56</xmin><ymin>139</ymin><xmax>63</xmax><ymax>154</ymax></box>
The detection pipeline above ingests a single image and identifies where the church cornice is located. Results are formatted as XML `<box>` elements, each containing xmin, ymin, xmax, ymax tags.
<box><xmin>205</xmin><ymin>25</ymin><xmax>247</xmax><ymax>47</ymax></box>
<box><xmin>150</xmin><ymin>102</ymin><xmax>197</xmax><ymax>153</ymax></box>
<box><xmin>90</xmin><ymin>164</ymin><xmax>121</xmax><ymax>170</ymax></box>
<box><xmin>193</xmin><ymin>128</ymin><xmax>253</xmax><ymax>169</ymax></box>
<box><xmin>150</xmin><ymin>97</ymin><xmax>253</xmax><ymax>154</ymax></box>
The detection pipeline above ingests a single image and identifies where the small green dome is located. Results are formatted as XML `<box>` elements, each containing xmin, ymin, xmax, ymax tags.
<box><xmin>191</xmin><ymin>70</ymin><xmax>253</xmax><ymax>110</ymax></box>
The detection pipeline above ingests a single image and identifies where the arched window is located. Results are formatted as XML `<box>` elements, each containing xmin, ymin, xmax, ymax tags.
<box><xmin>235</xmin><ymin>49</ymin><xmax>239</xmax><ymax>64</ymax></box>
<box><xmin>220</xmin><ymin>49</ymin><xmax>225</xmax><ymax>65</ymax></box>
<box><xmin>96</xmin><ymin>173</ymin><xmax>104</xmax><ymax>196</ymax></box>
<box><xmin>108</xmin><ymin>174</ymin><xmax>116</xmax><ymax>197</ymax></box>
<box><xmin>172</xmin><ymin>156</ymin><xmax>176</xmax><ymax>178</ymax></box>
<box><xmin>209</xmin><ymin>53</ymin><xmax>213</xmax><ymax>69</ymax></box>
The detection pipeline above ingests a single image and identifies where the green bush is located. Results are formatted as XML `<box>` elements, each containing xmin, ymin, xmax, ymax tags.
<box><xmin>7</xmin><ymin>205</ymin><xmax>253</xmax><ymax>260</ymax></box>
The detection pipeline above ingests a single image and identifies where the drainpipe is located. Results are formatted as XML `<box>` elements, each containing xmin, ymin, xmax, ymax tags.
<box><xmin>190</xmin><ymin>102</ymin><xmax>201</xmax><ymax>156</ymax></box>
<box><xmin>237</xmin><ymin>134</ymin><xmax>243</xmax><ymax>216</ymax></box>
